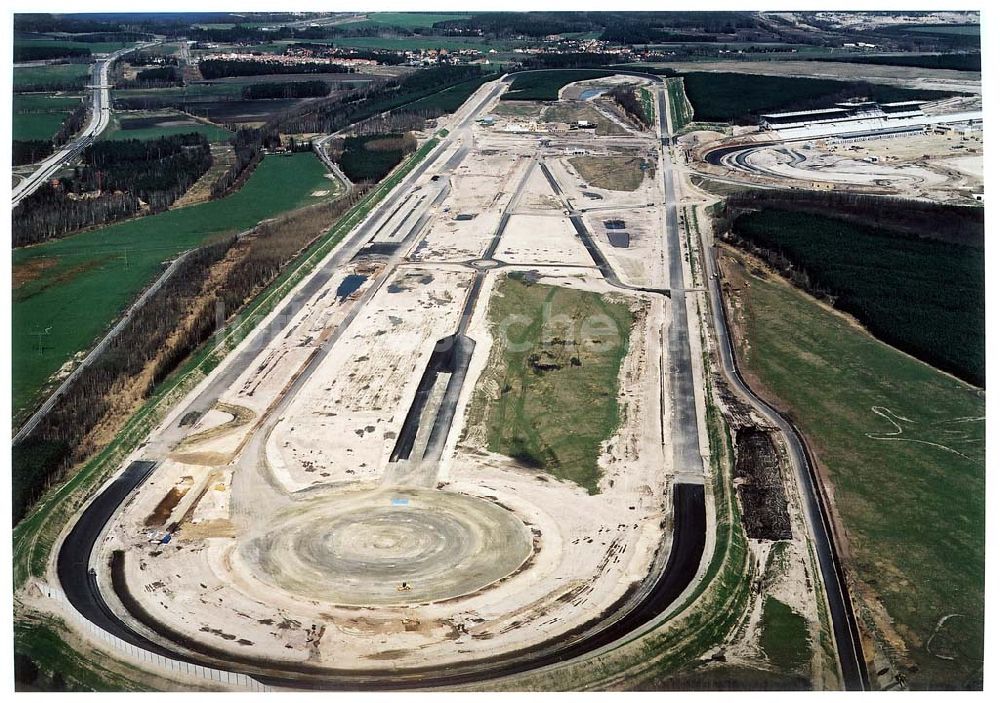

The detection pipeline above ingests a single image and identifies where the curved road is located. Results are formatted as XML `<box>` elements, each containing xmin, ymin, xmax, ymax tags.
<box><xmin>695</xmin><ymin>192</ymin><xmax>870</xmax><ymax>691</ymax></box>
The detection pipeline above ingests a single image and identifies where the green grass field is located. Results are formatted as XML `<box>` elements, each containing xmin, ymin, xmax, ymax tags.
<box><xmin>14</xmin><ymin>63</ymin><xmax>91</xmax><ymax>90</ymax></box>
<box><xmin>12</xmin><ymin>93</ymin><xmax>84</xmax><ymax>142</ymax></box>
<box><xmin>102</xmin><ymin>120</ymin><xmax>234</xmax><ymax>143</ymax></box>
<box><xmin>366</xmin><ymin>12</ymin><xmax>472</xmax><ymax>28</ymax></box>
<box><xmin>12</xmin><ymin>153</ymin><xmax>331</xmax><ymax>419</ymax></box>
<box><xmin>723</xmin><ymin>247</ymin><xmax>984</xmax><ymax>689</ymax></box>
<box><xmin>12</xmin><ymin>112</ymin><xmax>67</xmax><ymax>142</ymax></box>
<box><xmin>666</xmin><ymin>77</ymin><xmax>693</xmax><ymax>130</ymax></box>
<box><xmin>759</xmin><ymin>597</ymin><xmax>811</xmax><ymax>671</ymax></box>
<box><xmin>467</xmin><ymin>275</ymin><xmax>633</xmax><ymax>492</ymax></box>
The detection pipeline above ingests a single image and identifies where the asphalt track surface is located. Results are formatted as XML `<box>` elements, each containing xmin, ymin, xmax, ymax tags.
<box><xmin>700</xmin><ymin>241</ymin><xmax>869</xmax><ymax>690</ymax></box>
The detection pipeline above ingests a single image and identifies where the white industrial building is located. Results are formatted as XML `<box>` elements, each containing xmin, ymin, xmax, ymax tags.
<box><xmin>760</xmin><ymin>99</ymin><xmax>982</xmax><ymax>141</ymax></box>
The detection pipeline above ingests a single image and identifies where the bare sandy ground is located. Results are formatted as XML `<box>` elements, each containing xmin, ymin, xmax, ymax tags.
<box><xmin>91</xmin><ymin>79</ymin><xmax>686</xmax><ymax>673</ymax></box>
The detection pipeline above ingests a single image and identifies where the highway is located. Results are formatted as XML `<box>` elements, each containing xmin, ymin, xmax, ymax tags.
<box><xmin>12</xmin><ymin>43</ymin><xmax>153</xmax><ymax>207</ymax></box>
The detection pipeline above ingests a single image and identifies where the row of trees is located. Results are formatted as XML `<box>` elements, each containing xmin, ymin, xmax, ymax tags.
<box><xmin>12</xmin><ymin>186</ymin><xmax>373</xmax><ymax>523</ymax></box>
<box><xmin>198</xmin><ymin>58</ymin><xmax>357</xmax><ymax>80</ymax></box>
<box><xmin>12</xmin><ymin>140</ymin><xmax>53</xmax><ymax>167</ymax></box>
<box><xmin>608</xmin><ymin>86</ymin><xmax>652</xmax><ymax>128</ymax></box>
<box><xmin>208</xmin><ymin>127</ymin><xmax>279</xmax><ymax>199</ymax></box>
<box><xmin>241</xmin><ymin>80</ymin><xmax>331</xmax><ymax>100</ymax></box>
<box><xmin>12</xmin><ymin>188</ymin><xmax>141</xmax><ymax>247</ymax></box>
<box><xmin>52</xmin><ymin>102</ymin><xmax>88</xmax><ymax>146</ymax></box>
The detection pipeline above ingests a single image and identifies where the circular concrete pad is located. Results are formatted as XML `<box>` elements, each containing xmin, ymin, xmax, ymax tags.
<box><xmin>238</xmin><ymin>489</ymin><xmax>533</xmax><ymax>606</ymax></box>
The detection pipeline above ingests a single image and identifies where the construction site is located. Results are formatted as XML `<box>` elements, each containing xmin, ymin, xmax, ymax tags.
<box><xmin>31</xmin><ymin>72</ymin><xmax>848</xmax><ymax>691</ymax></box>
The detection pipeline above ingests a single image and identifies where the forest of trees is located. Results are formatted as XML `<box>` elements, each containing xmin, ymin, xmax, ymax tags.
<box><xmin>272</xmin><ymin>65</ymin><xmax>482</xmax><ymax>135</ymax></box>
<box><xmin>13</xmin><ymin>134</ymin><xmax>212</xmax><ymax>246</ymax></box>
<box><xmin>719</xmin><ymin>191</ymin><xmax>984</xmax><ymax>386</ymax></box>
<box><xmin>12</xmin><ymin>140</ymin><xmax>54</xmax><ymax>167</ymax></box>
<box><xmin>199</xmin><ymin>59</ymin><xmax>356</xmax><ymax>80</ymax></box>
<box><xmin>81</xmin><ymin>134</ymin><xmax>212</xmax><ymax>209</ymax></box>
<box><xmin>241</xmin><ymin>80</ymin><xmax>331</xmax><ymax>100</ymax></box>
<box><xmin>335</xmin><ymin>133</ymin><xmax>417</xmax><ymax>183</ymax></box>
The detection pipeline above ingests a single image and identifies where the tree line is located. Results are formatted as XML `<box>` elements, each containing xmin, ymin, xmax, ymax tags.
<box><xmin>198</xmin><ymin>59</ymin><xmax>357</xmax><ymax>80</ymax></box>
<box><xmin>242</xmin><ymin>80</ymin><xmax>331</xmax><ymax>100</ymax></box>
<box><xmin>52</xmin><ymin>102</ymin><xmax>88</xmax><ymax>146</ymax></box>
<box><xmin>13</xmin><ymin>134</ymin><xmax>212</xmax><ymax>246</ymax></box>
<box><xmin>13</xmin><ymin>45</ymin><xmax>91</xmax><ymax>62</ymax></box>
<box><xmin>12</xmin><ymin>186</ymin><xmax>372</xmax><ymax>523</ymax></box>
<box><xmin>208</xmin><ymin>126</ymin><xmax>279</xmax><ymax>199</ymax></box>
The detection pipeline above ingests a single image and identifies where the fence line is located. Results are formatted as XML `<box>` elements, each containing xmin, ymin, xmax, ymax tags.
<box><xmin>39</xmin><ymin>585</ymin><xmax>272</xmax><ymax>691</ymax></box>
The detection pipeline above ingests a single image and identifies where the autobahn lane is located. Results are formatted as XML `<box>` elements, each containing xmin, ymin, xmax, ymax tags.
<box><xmin>12</xmin><ymin>42</ymin><xmax>154</xmax><ymax>207</ymax></box>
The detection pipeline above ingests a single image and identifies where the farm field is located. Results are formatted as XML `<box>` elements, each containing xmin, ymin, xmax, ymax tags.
<box><xmin>719</xmin><ymin>246</ymin><xmax>984</xmax><ymax>689</ymax></box>
<box><xmin>12</xmin><ymin>153</ymin><xmax>332</xmax><ymax>419</ymax></box>
<box><xmin>730</xmin><ymin>208</ymin><xmax>984</xmax><ymax>386</ymax></box>
<box><xmin>13</xmin><ymin>63</ymin><xmax>91</xmax><ymax>90</ymax></box>
<box><xmin>469</xmin><ymin>275</ymin><xmax>633</xmax><ymax>493</ymax></box>
<box><xmin>12</xmin><ymin>93</ymin><xmax>84</xmax><ymax>141</ymax></box>
<box><xmin>679</xmin><ymin>71</ymin><xmax>959</xmax><ymax>123</ymax></box>
<box><xmin>364</xmin><ymin>12</ymin><xmax>473</xmax><ymax>28</ymax></box>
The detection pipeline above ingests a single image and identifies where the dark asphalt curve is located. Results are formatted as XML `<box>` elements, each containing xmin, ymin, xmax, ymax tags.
<box><xmin>59</xmin><ymin>466</ymin><xmax>704</xmax><ymax>689</ymax></box>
